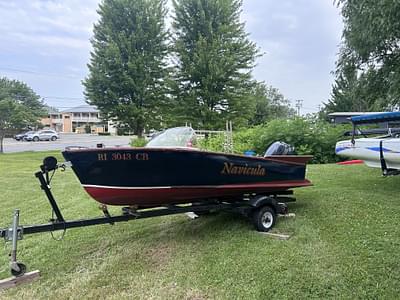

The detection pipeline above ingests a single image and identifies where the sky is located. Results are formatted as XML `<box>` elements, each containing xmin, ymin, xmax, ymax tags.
<box><xmin>0</xmin><ymin>0</ymin><xmax>343</xmax><ymax>114</ymax></box>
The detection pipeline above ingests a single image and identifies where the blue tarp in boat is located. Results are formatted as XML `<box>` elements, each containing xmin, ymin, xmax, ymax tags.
<box><xmin>351</xmin><ymin>112</ymin><xmax>400</xmax><ymax>125</ymax></box>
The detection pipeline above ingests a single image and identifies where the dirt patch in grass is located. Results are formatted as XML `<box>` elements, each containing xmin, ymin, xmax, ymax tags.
<box><xmin>144</xmin><ymin>243</ymin><xmax>174</xmax><ymax>269</ymax></box>
<box><xmin>184</xmin><ymin>288</ymin><xmax>210</xmax><ymax>300</ymax></box>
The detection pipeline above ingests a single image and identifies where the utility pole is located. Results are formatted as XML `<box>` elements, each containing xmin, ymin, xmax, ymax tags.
<box><xmin>295</xmin><ymin>99</ymin><xmax>303</xmax><ymax>116</ymax></box>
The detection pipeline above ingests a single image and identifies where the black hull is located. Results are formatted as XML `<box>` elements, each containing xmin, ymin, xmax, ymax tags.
<box><xmin>62</xmin><ymin>147</ymin><xmax>312</xmax><ymax>206</ymax></box>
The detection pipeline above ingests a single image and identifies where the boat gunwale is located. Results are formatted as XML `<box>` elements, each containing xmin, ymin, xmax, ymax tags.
<box><xmin>62</xmin><ymin>147</ymin><xmax>313</xmax><ymax>166</ymax></box>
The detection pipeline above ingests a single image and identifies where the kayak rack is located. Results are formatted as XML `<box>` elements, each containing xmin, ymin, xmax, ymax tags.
<box><xmin>0</xmin><ymin>157</ymin><xmax>296</xmax><ymax>277</ymax></box>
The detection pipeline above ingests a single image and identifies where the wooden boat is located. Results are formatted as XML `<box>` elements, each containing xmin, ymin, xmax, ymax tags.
<box><xmin>62</xmin><ymin>127</ymin><xmax>312</xmax><ymax>206</ymax></box>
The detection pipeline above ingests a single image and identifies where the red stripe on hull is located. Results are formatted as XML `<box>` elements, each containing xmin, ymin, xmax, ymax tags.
<box><xmin>83</xmin><ymin>180</ymin><xmax>312</xmax><ymax>206</ymax></box>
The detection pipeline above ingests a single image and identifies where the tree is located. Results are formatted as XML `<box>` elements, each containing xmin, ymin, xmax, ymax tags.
<box><xmin>83</xmin><ymin>0</ymin><xmax>169</xmax><ymax>137</ymax></box>
<box><xmin>172</xmin><ymin>0</ymin><xmax>260</xmax><ymax>129</ymax></box>
<box><xmin>324</xmin><ymin>59</ymin><xmax>363</xmax><ymax>113</ymax></box>
<box><xmin>0</xmin><ymin>78</ymin><xmax>45</xmax><ymax>153</ymax></box>
<box><xmin>331</xmin><ymin>0</ymin><xmax>400</xmax><ymax>110</ymax></box>
<box><xmin>249</xmin><ymin>82</ymin><xmax>295</xmax><ymax>125</ymax></box>
<box><xmin>325</xmin><ymin>51</ymin><xmax>393</xmax><ymax>114</ymax></box>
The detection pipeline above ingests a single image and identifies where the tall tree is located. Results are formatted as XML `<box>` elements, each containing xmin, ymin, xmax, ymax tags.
<box><xmin>84</xmin><ymin>0</ymin><xmax>169</xmax><ymax>136</ymax></box>
<box><xmin>172</xmin><ymin>0</ymin><xmax>260</xmax><ymax>129</ymax></box>
<box><xmin>325</xmin><ymin>59</ymin><xmax>363</xmax><ymax>113</ymax></box>
<box><xmin>249</xmin><ymin>82</ymin><xmax>295</xmax><ymax>125</ymax></box>
<box><xmin>330</xmin><ymin>0</ymin><xmax>400</xmax><ymax>111</ymax></box>
<box><xmin>0</xmin><ymin>78</ymin><xmax>45</xmax><ymax>153</ymax></box>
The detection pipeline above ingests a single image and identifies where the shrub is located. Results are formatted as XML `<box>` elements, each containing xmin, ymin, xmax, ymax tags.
<box><xmin>85</xmin><ymin>124</ymin><xmax>91</xmax><ymax>134</ymax></box>
<box><xmin>198</xmin><ymin>134</ymin><xmax>225</xmax><ymax>152</ymax></box>
<box><xmin>198</xmin><ymin>118</ymin><xmax>351</xmax><ymax>163</ymax></box>
<box><xmin>98</xmin><ymin>132</ymin><xmax>111</xmax><ymax>136</ymax></box>
<box><xmin>253</xmin><ymin>118</ymin><xmax>349</xmax><ymax>163</ymax></box>
<box><xmin>131</xmin><ymin>137</ymin><xmax>147</xmax><ymax>147</ymax></box>
<box><xmin>197</xmin><ymin>127</ymin><xmax>263</xmax><ymax>154</ymax></box>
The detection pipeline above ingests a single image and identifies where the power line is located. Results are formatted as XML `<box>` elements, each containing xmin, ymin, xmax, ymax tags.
<box><xmin>47</xmin><ymin>106</ymin><xmax>86</xmax><ymax>108</ymax></box>
<box><xmin>43</xmin><ymin>96</ymin><xmax>85</xmax><ymax>100</ymax></box>
<box><xmin>0</xmin><ymin>93</ymin><xmax>86</xmax><ymax>102</ymax></box>
<box><xmin>0</xmin><ymin>66</ymin><xmax>83</xmax><ymax>79</ymax></box>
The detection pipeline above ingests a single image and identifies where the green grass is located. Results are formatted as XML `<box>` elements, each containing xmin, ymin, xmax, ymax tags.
<box><xmin>0</xmin><ymin>152</ymin><xmax>399</xmax><ymax>299</ymax></box>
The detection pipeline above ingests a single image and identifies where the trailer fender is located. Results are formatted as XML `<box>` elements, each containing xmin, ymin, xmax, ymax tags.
<box><xmin>248</xmin><ymin>195</ymin><xmax>287</xmax><ymax>215</ymax></box>
<box><xmin>249</xmin><ymin>195</ymin><xmax>278</xmax><ymax>209</ymax></box>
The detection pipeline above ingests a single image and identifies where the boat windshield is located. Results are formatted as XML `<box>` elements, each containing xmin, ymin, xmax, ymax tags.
<box><xmin>145</xmin><ymin>127</ymin><xmax>196</xmax><ymax>148</ymax></box>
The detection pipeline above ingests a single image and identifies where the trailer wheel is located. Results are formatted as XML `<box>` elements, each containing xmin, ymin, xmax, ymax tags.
<box><xmin>253</xmin><ymin>206</ymin><xmax>276</xmax><ymax>232</ymax></box>
<box><xmin>11</xmin><ymin>262</ymin><xmax>26</xmax><ymax>277</ymax></box>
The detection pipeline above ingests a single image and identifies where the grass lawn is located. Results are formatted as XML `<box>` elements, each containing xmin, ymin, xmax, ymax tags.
<box><xmin>0</xmin><ymin>151</ymin><xmax>399</xmax><ymax>299</ymax></box>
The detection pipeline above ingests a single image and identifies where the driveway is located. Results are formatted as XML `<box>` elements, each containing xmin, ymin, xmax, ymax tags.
<box><xmin>2</xmin><ymin>133</ymin><xmax>134</xmax><ymax>153</ymax></box>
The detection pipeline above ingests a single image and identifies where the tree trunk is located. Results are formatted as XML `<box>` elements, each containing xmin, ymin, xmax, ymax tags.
<box><xmin>136</xmin><ymin>120</ymin><xmax>144</xmax><ymax>138</ymax></box>
<box><xmin>0</xmin><ymin>134</ymin><xmax>4</xmax><ymax>154</ymax></box>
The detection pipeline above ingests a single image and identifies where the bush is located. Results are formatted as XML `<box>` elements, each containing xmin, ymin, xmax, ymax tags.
<box><xmin>198</xmin><ymin>134</ymin><xmax>225</xmax><ymax>152</ymax></box>
<box><xmin>198</xmin><ymin>118</ymin><xmax>351</xmax><ymax>163</ymax></box>
<box><xmin>197</xmin><ymin>127</ymin><xmax>262</xmax><ymax>154</ymax></box>
<box><xmin>254</xmin><ymin>118</ymin><xmax>349</xmax><ymax>163</ymax></box>
<box><xmin>131</xmin><ymin>137</ymin><xmax>147</xmax><ymax>147</ymax></box>
<box><xmin>98</xmin><ymin>132</ymin><xmax>111</xmax><ymax>136</ymax></box>
<box><xmin>116</xmin><ymin>127</ymin><xmax>134</xmax><ymax>136</ymax></box>
<box><xmin>85</xmin><ymin>124</ymin><xmax>91</xmax><ymax>134</ymax></box>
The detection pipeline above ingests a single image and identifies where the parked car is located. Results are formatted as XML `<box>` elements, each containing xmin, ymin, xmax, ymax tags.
<box><xmin>24</xmin><ymin>130</ymin><xmax>59</xmax><ymax>141</ymax></box>
<box><xmin>14</xmin><ymin>131</ymin><xmax>35</xmax><ymax>141</ymax></box>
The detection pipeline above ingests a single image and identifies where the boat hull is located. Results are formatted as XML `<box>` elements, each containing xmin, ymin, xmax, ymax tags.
<box><xmin>336</xmin><ymin>138</ymin><xmax>400</xmax><ymax>169</ymax></box>
<box><xmin>62</xmin><ymin>148</ymin><xmax>312</xmax><ymax>206</ymax></box>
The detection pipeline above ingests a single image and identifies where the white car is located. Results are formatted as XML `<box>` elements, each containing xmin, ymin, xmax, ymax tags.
<box><xmin>24</xmin><ymin>130</ymin><xmax>59</xmax><ymax>142</ymax></box>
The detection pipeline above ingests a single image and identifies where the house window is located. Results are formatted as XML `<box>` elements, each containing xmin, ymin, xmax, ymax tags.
<box><xmin>82</xmin><ymin>113</ymin><xmax>89</xmax><ymax>118</ymax></box>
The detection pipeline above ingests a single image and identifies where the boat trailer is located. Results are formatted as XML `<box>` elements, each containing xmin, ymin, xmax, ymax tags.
<box><xmin>0</xmin><ymin>157</ymin><xmax>296</xmax><ymax>277</ymax></box>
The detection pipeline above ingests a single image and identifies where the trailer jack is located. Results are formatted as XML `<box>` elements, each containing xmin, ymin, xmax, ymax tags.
<box><xmin>4</xmin><ymin>210</ymin><xmax>26</xmax><ymax>277</ymax></box>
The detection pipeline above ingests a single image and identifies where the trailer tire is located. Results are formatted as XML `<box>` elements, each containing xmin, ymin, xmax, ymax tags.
<box><xmin>252</xmin><ymin>206</ymin><xmax>276</xmax><ymax>232</ymax></box>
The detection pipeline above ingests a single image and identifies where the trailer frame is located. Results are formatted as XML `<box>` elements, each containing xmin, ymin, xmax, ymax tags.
<box><xmin>0</xmin><ymin>157</ymin><xmax>295</xmax><ymax>277</ymax></box>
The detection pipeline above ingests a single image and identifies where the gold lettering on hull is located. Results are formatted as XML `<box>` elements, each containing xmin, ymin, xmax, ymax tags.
<box><xmin>221</xmin><ymin>162</ymin><xmax>266</xmax><ymax>176</ymax></box>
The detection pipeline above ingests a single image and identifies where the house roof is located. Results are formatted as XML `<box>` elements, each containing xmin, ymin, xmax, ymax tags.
<box><xmin>61</xmin><ymin>105</ymin><xmax>99</xmax><ymax>113</ymax></box>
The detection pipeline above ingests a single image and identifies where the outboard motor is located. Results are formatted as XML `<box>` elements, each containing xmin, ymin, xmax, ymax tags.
<box><xmin>264</xmin><ymin>141</ymin><xmax>296</xmax><ymax>156</ymax></box>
